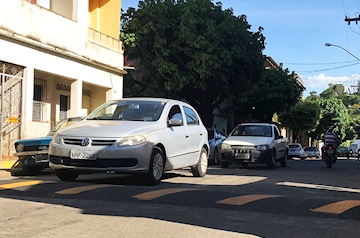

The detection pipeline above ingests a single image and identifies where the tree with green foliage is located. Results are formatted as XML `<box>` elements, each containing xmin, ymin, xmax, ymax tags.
<box><xmin>310</xmin><ymin>97</ymin><xmax>351</xmax><ymax>141</ymax></box>
<box><xmin>247</xmin><ymin>65</ymin><xmax>305</xmax><ymax>122</ymax></box>
<box><xmin>278</xmin><ymin>100</ymin><xmax>320</xmax><ymax>142</ymax></box>
<box><xmin>121</xmin><ymin>0</ymin><xmax>267</xmax><ymax>126</ymax></box>
<box><xmin>121</xmin><ymin>0</ymin><xmax>268</xmax><ymax>127</ymax></box>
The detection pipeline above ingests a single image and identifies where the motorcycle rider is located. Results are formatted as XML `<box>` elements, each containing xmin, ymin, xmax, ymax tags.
<box><xmin>321</xmin><ymin>126</ymin><xmax>339</xmax><ymax>160</ymax></box>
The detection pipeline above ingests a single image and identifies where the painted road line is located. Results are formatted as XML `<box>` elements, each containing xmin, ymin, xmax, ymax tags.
<box><xmin>166</xmin><ymin>175</ymin><xmax>267</xmax><ymax>186</ymax></box>
<box><xmin>217</xmin><ymin>194</ymin><xmax>284</xmax><ymax>206</ymax></box>
<box><xmin>134</xmin><ymin>188</ymin><xmax>199</xmax><ymax>200</ymax></box>
<box><xmin>56</xmin><ymin>184</ymin><xmax>117</xmax><ymax>195</ymax></box>
<box><xmin>277</xmin><ymin>181</ymin><xmax>360</xmax><ymax>193</ymax></box>
<box><xmin>312</xmin><ymin>200</ymin><xmax>360</xmax><ymax>214</ymax></box>
<box><xmin>0</xmin><ymin>180</ymin><xmax>45</xmax><ymax>190</ymax></box>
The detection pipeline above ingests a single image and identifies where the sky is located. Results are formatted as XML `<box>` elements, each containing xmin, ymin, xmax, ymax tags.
<box><xmin>121</xmin><ymin>0</ymin><xmax>360</xmax><ymax>98</ymax></box>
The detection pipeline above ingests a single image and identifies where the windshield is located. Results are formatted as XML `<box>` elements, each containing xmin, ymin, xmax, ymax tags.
<box><xmin>304</xmin><ymin>147</ymin><xmax>316</xmax><ymax>151</ymax></box>
<box><xmin>230</xmin><ymin>125</ymin><xmax>272</xmax><ymax>137</ymax></box>
<box><xmin>86</xmin><ymin>100</ymin><xmax>166</xmax><ymax>122</ymax></box>
<box><xmin>47</xmin><ymin>117</ymin><xmax>83</xmax><ymax>136</ymax></box>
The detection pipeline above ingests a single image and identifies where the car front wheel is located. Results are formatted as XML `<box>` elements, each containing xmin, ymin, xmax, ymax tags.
<box><xmin>191</xmin><ymin>147</ymin><xmax>208</xmax><ymax>177</ymax></box>
<box><xmin>267</xmin><ymin>151</ymin><xmax>276</xmax><ymax>169</ymax></box>
<box><xmin>145</xmin><ymin>146</ymin><xmax>165</xmax><ymax>185</ymax></box>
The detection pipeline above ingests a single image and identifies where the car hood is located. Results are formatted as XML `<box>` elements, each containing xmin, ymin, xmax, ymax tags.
<box><xmin>15</xmin><ymin>136</ymin><xmax>53</xmax><ymax>146</ymax></box>
<box><xmin>223</xmin><ymin>136</ymin><xmax>272</xmax><ymax>146</ymax></box>
<box><xmin>58</xmin><ymin>120</ymin><xmax>162</xmax><ymax>138</ymax></box>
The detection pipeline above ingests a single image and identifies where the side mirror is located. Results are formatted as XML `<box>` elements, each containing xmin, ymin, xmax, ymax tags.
<box><xmin>168</xmin><ymin>118</ymin><xmax>183</xmax><ymax>127</ymax></box>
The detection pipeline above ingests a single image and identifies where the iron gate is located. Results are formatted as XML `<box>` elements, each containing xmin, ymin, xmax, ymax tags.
<box><xmin>0</xmin><ymin>61</ymin><xmax>24</xmax><ymax>161</ymax></box>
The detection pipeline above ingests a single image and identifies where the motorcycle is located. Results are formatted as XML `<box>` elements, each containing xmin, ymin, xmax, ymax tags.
<box><xmin>322</xmin><ymin>144</ymin><xmax>337</xmax><ymax>168</ymax></box>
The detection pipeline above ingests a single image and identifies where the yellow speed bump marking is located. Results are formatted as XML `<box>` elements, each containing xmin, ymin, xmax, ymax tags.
<box><xmin>56</xmin><ymin>184</ymin><xmax>117</xmax><ymax>195</ymax></box>
<box><xmin>217</xmin><ymin>194</ymin><xmax>284</xmax><ymax>206</ymax></box>
<box><xmin>0</xmin><ymin>180</ymin><xmax>45</xmax><ymax>190</ymax></box>
<box><xmin>134</xmin><ymin>188</ymin><xmax>198</xmax><ymax>201</ymax></box>
<box><xmin>312</xmin><ymin>200</ymin><xmax>360</xmax><ymax>214</ymax></box>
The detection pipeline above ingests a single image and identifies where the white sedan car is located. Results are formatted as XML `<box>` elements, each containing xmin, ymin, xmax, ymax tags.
<box><xmin>49</xmin><ymin>98</ymin><xmax>209</xmax><ymax>185</ymax></box>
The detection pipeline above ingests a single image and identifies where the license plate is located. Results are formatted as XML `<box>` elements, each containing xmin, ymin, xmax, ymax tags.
<box><xmin>34</xmin><ymin>155</ymin><xmax>49</xmax><ymax>162</ymax></box>
<box><xmin>235</xmin><ymin>153</ymin><xmax>250</xmax><ymax>160</ymax></box>
<box><xmin>327</xmin><ymin>149</ymin><xmax>334</xmax><ymax>155</ymax></box>
<box><xmin>70</xmin><ymin>150</ymin><xmax>97</xmax><ymax>160</ymax></box>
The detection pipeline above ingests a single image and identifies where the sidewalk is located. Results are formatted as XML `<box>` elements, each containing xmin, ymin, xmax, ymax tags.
<box><xmin>0</xmin><ymin>169</ymin><xmax>12</xmax><ymax>178</ymax></box>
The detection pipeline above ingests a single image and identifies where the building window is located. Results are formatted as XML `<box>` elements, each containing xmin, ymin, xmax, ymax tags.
<box><xmin>32</xmin><ymin>79</ymin><xmax>47</xmax><ymax>122</ymax></box>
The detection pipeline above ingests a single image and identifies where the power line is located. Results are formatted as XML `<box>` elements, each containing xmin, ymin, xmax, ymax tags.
<box><xmin>283</xmin><ymin>61</ymin><xmax>358</xmax><ymax>65</ymax></box>
<box><xmin>296</xmin><ymin>62</ymin><xmax>360</xmax><ymax>74</ymax></box>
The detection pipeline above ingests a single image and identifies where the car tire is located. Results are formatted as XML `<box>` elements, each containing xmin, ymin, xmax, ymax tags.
<box><xmin>280</xmin><ymin>150</ymin><xmax>287</xmax><ymax>167</ymax></box>
<box><xmin>267</xmin><ymin>151</ymin><xmax>276</xmax><ymax>169</ymax></box>
<box><xmin>56</xmin><ymin>170</ymin><xmax>80</xmax><ymax>181</ymax></box>
<box><xmin>191</xmin><ymin>147</ymin><xmax>208</xmax><ymax>177</ymax></box>
<box><xmin>146</xmin><ymin>146</ymin><xmax>165</xmax><ymax>185</ymax></box>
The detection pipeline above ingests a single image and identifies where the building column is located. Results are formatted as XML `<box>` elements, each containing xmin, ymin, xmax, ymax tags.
<box><xmin>22</xmin><ymin>66</ymin><xmax>34</xmax><ymax>123</ymax></box>
<box><xmin>106</xmin><ymin>74</ymin><xmax>123</xmax><ymax>101</ymax></box>
<box><xmin>69</xmin><ymin>79</ymin><xmax>82</xmax><ymax>117</ymax></box>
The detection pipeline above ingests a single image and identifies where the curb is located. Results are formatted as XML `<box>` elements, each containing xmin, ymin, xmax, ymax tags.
<box><xmin>0</xmin><ymin>160</ymin><xmax>17</xmax><ymax>170</ymax></box>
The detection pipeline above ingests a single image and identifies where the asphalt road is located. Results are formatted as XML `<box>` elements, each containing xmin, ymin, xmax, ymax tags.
<box><xmin>1</xmin><ymin>157</ymin><xmax>360</xmax><ymax>238</ymax></box>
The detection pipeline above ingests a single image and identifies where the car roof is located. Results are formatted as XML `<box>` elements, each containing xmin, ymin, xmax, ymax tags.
<box><xmin>109</xmin><ymin>97</ymin><xmax>181</xmax><ymax>104</ymax></box>
<box><xmin>239</xmin><ymin>123</ymin><xmax>274</xmax><ymax>126</ymax></box>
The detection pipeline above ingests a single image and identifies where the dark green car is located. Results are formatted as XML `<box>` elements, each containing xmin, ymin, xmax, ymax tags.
<box><xmin>336</xmin><ymin>146</ymin><xmax>350</xmax><ymax>158</ymax></box>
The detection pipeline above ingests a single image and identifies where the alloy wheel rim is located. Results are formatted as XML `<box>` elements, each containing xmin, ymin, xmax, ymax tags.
<box><xmin>200</xmin><ymin>151</ymin><xmax>208</xmax><ymax>173</ymax></box>
<box><xmin>152</xmin><ymin>153</ymin><xmax>164</xmax><ymax>180</ymax></box>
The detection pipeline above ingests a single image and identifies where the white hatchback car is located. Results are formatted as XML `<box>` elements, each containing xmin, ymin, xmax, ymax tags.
<box><xmin>287</xmin><ymin>143</ymin><xmax>305</xmax><ymax>159</ymax></box>
<box><xmin>49</xmin><ymin>98</ymin><xmax>209</xmax><ymax>185</ymax></box>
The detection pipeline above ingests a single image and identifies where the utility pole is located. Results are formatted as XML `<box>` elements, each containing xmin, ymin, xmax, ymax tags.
<box><xmin>345</xmin><ymin>15</ymin><xmax>360</xmax><ymax>25</ymax></box>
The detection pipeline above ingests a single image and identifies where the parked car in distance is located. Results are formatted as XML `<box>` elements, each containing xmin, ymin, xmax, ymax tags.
<box><xmin>49</xmin><ymin>98</ymin><xmax>209</xmax><ymax>185</ymax></box>
<box><xmin>220</xmin><ymin>123</ymin><xmax>288</xmax><ymax>169</ymax></box>
<box><xmin>304</xmin><ymin>146</ymin><xmax>320</xmax><ymax>159</ymax></box>
<box><xmin>11</xmin><ymin>117</ymin><xmax>84</xmax><ymax>176</ymax></box>
<box><xmin>207</xmin><ymin>128</ymin><xmax>226</xmax><ymax>165</ymax></box>
<box><xmin>349</xmin><ymin>140</ymin><xmax>360</xmax><ymax>157</ymax></box>
<box><xmin>287</xmin><ymin>143</ymin><xmax>305</xmax><ymax>159</ymax></box>
<box><xmin>336</xmin><ymin>146</ymin><xmax>350</xmax><ymax>158</ymax></box>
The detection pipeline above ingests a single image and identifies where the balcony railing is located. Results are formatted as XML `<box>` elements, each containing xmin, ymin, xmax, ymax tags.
<box><xmin>88</xmin><ymin>28</ymin><xmax>122</xmax><ymax>52</ymax></box>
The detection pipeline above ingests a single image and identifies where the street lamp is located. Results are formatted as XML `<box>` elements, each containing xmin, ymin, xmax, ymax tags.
<box><xmin>324</xmin><ymin>43</ymin><xmax>360</xmax><ymax>62</ymax></box>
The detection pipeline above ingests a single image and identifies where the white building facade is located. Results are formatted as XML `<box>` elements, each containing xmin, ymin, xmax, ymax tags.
<box><xmin>0</xmin><ymin>0</ymin><xmax>125</xmax><ymax>162</ymax></box>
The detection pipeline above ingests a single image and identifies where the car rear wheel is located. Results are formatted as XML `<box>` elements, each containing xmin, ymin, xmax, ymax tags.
<box><xmin>191</xmin><ymin>147</ymin><xmax>208</xmax><ymax>177</ymax></box>
<box><xmin>56</xmin><ymin>170</ymin><xmax>80</xmax><ymax>181</ymax></box>
<box><xmin>145</xmin><ymin>146</ymin><xmax>165</xmax><ymax>185</ymax></box>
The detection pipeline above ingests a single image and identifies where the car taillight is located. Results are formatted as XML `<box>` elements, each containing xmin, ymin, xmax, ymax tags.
<box><xmin>328</xmin><ymin>146</ymin><xmax>333</xmax><ymax>150</ymax></box>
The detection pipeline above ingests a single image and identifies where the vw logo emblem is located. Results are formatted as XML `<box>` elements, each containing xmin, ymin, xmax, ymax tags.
<box><xmin>81</xmin><ymin>138</ymin><xmax>91</xmax><ymax>146</ymax></box>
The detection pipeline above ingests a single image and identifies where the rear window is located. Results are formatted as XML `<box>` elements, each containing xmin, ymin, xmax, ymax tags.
<box><xmin>304</xmin><ymin>147</ymin><xmax>316</xmax><ymax>151</ymax></box>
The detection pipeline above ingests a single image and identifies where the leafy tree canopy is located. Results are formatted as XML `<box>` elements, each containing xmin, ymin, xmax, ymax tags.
<box><xmin>121</xmin><ymin>0</ymin><xmax>304</xmax><ymax>127</ymax></box>
<box><xmin>248</xmin><ymin>65</ymin><xmax>305</xmax><ymax>122</ymax></box>
<box><xmin>278</xmin><ymin>100</ymin><xmax>320</xmax><ymax>141</ymax></box>
<box><xmin>311</xmin><ymin>97</ymin><xmax>350</xmax><ymax>141</ymax></box>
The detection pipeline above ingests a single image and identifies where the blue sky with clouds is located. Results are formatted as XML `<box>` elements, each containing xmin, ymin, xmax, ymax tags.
<box><xmin>121</xmin><ymin>0</ymin><xmax>360</xmax><ymax>97</ymax></box>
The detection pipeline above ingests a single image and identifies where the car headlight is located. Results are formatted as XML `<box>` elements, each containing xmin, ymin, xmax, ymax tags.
<box><xmin>221</xmin><ymin>143</ymin><xmax>231</xmax><ymax>151</ymax></box>
<box><xmin>15</xmin><ymin>143</ymin><xmax>24</xmax><ymax>152</ymax></box>
<box><xmin>52</xmin><ymin>133</ymin><xmax>61</xmax><ymax>144</ymax></box>
<box><xmin>118</xmin><ymin>134</ymin><xmax>148</xmax><ymax>146</ymax></box>
<box><xmin>255</xmin><ymin>144</ymin><xmax>270</xmax><ymax>151</ymax></box>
